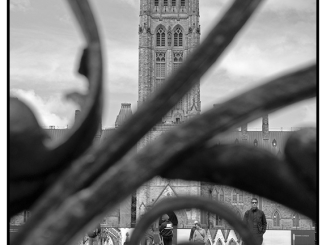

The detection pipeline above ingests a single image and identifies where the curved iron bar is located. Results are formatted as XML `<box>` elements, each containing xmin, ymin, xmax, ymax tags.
<box><xmin>160</xmin><ymin>137</ymin><xmax>316</xmax><ymax>219</ymax></box>
<box><xmin>284</xmin><ymin>128</ymin><xmax>316</xmax><ymax>193</ymax></box>
<box><xmin>128</xmin><ymin>197</ymin><xmax>260</xmax><ymax>245</ymax></box>
<box><xmin>10</xmin><ymin>0</ymin><xmax>103</xmax><ymax>241</ymax></box>
<box><xmin>35</xmin><ymin>0</ymin><xmax>264</xmax><ymax>205</ymax></box>
<box><xmin>9</xmin><ymin>0</ymin><xmax>103</xmax><ymax>216</ymax></box>
<box><xmin>10</xmin><ymin>0</ymin><xmax>265</xmax><ymax>243</ymax></box>
<box><xmin>11</xmin><ymin>63</ymin><xmax>316</xmax><ymax>245</ymax></box>
<box><xmin>48</xmin><ymin>0</ymin><xmax>103</xmax><ymax>157</ymax></box>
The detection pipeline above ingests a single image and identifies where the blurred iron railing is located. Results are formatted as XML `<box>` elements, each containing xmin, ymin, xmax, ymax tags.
<box><xmin>9</xmin><ymin>0</ymin><xmax>316</xmax><ymax>245</ymax></box>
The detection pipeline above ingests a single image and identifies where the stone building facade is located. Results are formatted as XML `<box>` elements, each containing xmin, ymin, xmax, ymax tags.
<box><xmin>136</xmin><ymin>0</ymin><xmax>202</xmax><ymax>230</ymax></box>
<box><xmin>133</xmin><ymin>0</ymin><xmax>314</xmax><ymax>234</ymax></box>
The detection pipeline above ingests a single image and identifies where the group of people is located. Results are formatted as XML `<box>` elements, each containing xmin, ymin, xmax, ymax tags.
<box><xmin>159</xmin><ymin>198</ymin><xmax>267</xmax><ymax>245</ymax></box>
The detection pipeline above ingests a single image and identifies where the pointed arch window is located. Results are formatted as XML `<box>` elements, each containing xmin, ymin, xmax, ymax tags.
<box><xmin>155</xmin><ymin>52</ymin><xmax>166</xmax><ymax>90</ymax></box>
<box><xmin>235</xmin><ymin>139</ymin><xmax>239</xmax><ymax>144</ymax></box>
<box><xmin>219</xmin><ymin>188</ymin><xmax>224</xmax><ymax>202</ymax></box>
<box><xmin>272</xmin><ymin>139</ymin><xmax>277</xmax><ymax>147</ymax></box>
<box><xmin>155</xmin><ymin>0</ymin><xmax>159</xmax><ymax>7</ymax></box>
<box><xmin>273</xmin><ymin>211</ymin><xmax>280</xmax><ymax>227</ymax></box>
<box><xmin>238</xmin><ymin>191</ymin><xmax>243</xmax><ymax>203</ymax></box>
<box><xmin>212</xmin><ymin>188</ymin><xmax>218</xmax><ymax>201</ymax></box>
<box><xmin>173</xmin><ymin>51</ymin><xmax>183</xmax><ymax>72</ymax></box>
<box><xmin>217</xmin><ymin>239</ymin><xmax>223</xmax><ymax>245</ymax></box>
<box><xmin>168</xmin><ymin>31</ymin><xmax>172</xmax><ymax>46</ymax></box>
<box><xmin>232</xmin><ymin>189</ymin><xmax>238</xmax><ymax>203</ymax></box>
<box><xmin>174</xmin><ymin>27</ymin><xmax>183</xmax><ymax>46</ymax></box>
<box><xmin>156</xmin><ymin>27</ymin><xmax>166</xmax><ymax>47</ymax></box>
<box><xmin>254</xmin><ymin>139</ymin><xmax>258</xmax><ymax>146</ymax></box>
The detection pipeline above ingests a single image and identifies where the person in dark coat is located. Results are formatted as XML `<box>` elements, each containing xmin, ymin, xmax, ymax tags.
<box><xmin>189</xmin><ymin>220</ymin><xmax>198</xmax><ymax>242</ymax></box>
<box><xmin>159</xmin><ymin>214</ymin><xmax>173</xmax><ymax>245</ymax></box>
<box><xmin>243</xmin><ymin>197</ymin><xmax>267</xmax><ymax>245</ymax></box>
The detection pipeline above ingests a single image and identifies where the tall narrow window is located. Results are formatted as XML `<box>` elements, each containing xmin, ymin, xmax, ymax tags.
<box><xmin>173</xmin><ymin>52</ymin><xmax>183</xmax><ymax>109</ymax></box>
<box><xmin>131</xmin><ymin>192</ymin><xmax>137</xmax><ymax>227</ymax></box>
<box><xmin>155</xmin><ymin>0</ymin><xmax>159</xmax><ymax>6</ymax></box>
<box><xmin>174</xmin><ymin>27</ymin><xmax>183</xmax><ymax>46</ymax></box>
<box><xmin>156</xmin><ymin>52</ymin><xmax>166</xmax><ymax>90</ymax></box>
<box><xmin>172</xmin><ymin>0</ymin><xmax>176</xmax><ymax>6</ymax></box>
<box><xmin>181</xmin><ymin>0</ymin><xmax>185</xmax><ymax>7</ymax></box>
<box><xmin>232</xmin><ymin>189</ymin><xmax>237</xmax><ymax>203</ymax></box>
<box><xmin>168</xmin><ymin>31</ymin><xmax>172</xmax><ymax>46</ymax></box>
<box><xmin>273</xmin><ymin>211</ymin><xmax>280</xmax><ymax>227</ymax></box>
<box><xmin>219</xmin><ymin>188</ymin><xmax>224</xmax><ymax>202</ymax></box>
<box><xmin>254</xmin><ymin>139</ymin><xmax>258</xmax><ymax>146</ymax></box>
<box><xmin>212</xmin><ymin>188</ymin><xmax>218</xmax><ymax>201</ymax></box>
<box><xmin>238</xmin><ymin>191</ymin><xmax>243</xmax><ymax>203</ymax></box>
<box><xmin>173</xmin><ymin>52</ymin><xmax>183</xmax><ymax>72</ymax></box>
<box><xmin>156</xmin><ymin>27</ymin><xmax>166</xmax><ymax>46</ymax></box>
<box><xmin>164</xmin><ymin>0</ymin><xmax>168</xmax><ymax>6</ymax></box>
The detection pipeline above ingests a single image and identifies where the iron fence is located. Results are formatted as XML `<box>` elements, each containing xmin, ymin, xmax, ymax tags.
<box><xmin>9</xmin><ymin>0</ymin><xmax>316</xmax><ymax>245</ymax></box>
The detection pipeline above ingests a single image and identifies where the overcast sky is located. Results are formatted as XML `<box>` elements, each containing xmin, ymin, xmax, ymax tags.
<box><xmin>10</xmin><ymin>0</ymin><xmax>316</xmax><ymax>129</ymax></box>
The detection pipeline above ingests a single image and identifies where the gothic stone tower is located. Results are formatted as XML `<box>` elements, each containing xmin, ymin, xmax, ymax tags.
<box><xmin>136</xmin><ymin>0</ymin><xmax>202</xmax><ymax>228</ymax></box>
<box><xmin>138</xmin><ymin>0</ymin><xmax>201</xmax><ymax>124</ymax></box>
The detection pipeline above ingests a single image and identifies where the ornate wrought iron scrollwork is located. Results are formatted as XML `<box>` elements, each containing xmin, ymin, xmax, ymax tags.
<box><xmin>9</xmin><ymin>0</ymin><xmax>316</xmax><ymax>245</ymax></box>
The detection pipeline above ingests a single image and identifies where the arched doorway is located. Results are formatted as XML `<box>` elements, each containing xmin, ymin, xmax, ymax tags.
<box><xmin>159</xmin><ymin>211</ymin><xmax>178</xmax><ymax>244</ymax></box>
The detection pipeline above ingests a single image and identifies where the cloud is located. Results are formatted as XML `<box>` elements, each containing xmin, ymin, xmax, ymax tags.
<box><xmin>10</xmin><ymin>27</ymin><xmax>87</xmax><ymax>97</ymax></box>
<box><xmin>57</xmin><ymin>13</ymin><xmax>73</xmax><ymax>25</ymax></box>
<box><xmin>10</xmin><ymin>0</ymin><xmax>316</xmax><ymax>129</ymax></box>
<box><xmin>10</xmin><ymin>0</ymin><xmax>31</xmax><ymax>11</ymax></box>
<box><xmin>261</xmin><ymin>0</ymin><xmax>316</xmax><ymax>13</ymax></box>
<box><xmin>10</xmin><ymin>89</ymin><xmax>77</xmax><ymax>128</ymax></box>
<box><xmin>104</xmin><ymin>40</ymin><xmax>138</xmax><ymax>94</ymax></box>
<box><xmin>119</xmin><ymin>0</ymin><xmax>138</xmax><ymax>8</ymax></box>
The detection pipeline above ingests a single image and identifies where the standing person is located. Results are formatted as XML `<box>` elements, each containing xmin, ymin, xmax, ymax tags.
<box><xmin>189</xmin><ymin>221</ymin><xmax>199</xmax><ymax>242</ymax></box>
<box><xmin>193</xmin><ymin>222</ymin><xmax>206</xmax><ymax>245</ymax></box>
<box><xmin>243</xmin><ymin>197</ymin><xmax>267</xmax><ymax>245</ymax></box>
<box><xmin>159</xmin><ymin>214</ymin><xmax>173</xmax><ymax>245</ymax></box>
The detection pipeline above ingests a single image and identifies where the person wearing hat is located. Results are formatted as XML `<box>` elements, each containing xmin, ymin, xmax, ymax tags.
<box><xmin>189</xmin><ymin>220</ymin><xmax>198</xmax><ymax>242</ymax></box>
<box><xmin>159</xmin><ymin>214</ymin><xmax>173</xmax><ymax>245</ymax></box>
